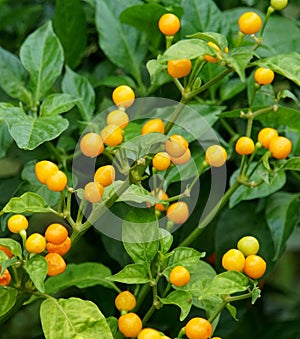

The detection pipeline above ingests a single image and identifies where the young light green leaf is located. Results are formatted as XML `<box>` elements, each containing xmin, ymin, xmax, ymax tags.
<box><xmin>20</xmin><ymin>21</ymin><xmax>64</xmax><ymax>101</ymax></box>
<box><xmin>24</xmin><ymin>255</ymin><xmax>48</xmax><ymax>293</ymax></box>
<box><xmin>62</xmin><ymin>66</ymin><xmax>95</xmax><ymax>121</ymax></box>
<box><xmin>280</xmin><ymin>157</ymin><xmax>300</xmax><ymax>171</ymax></box>
<box><xmin>160</xmin><ymin>290</ymin><xmax>193</xmax><ymax>321</ymax></box>
<box><xmin>0</xmin><ymin>238</ymin><xmax>22</xmax><ymax>259</ymax></box>
<box><xmin>106</xmin><ymin>263</ymin><xmax>151</xmax><ymax>284</ymax></box>
<box><xmin>40</xmin><ymin>93</ymin><xmax>78</xmax><ymax>116</ymax></box>
<box><xmin>40</xmin><ymin>297</ymin><xmax>113</xmax><ymax>339</ymax></box>
<box><xmin>226</xmin><ymin>303</ymin><xmax>238</xmax><ymax>321</ymax></box>
<box><xmin>146</xmin><ymin>59</ymin><xmax>171</xmax><ymax>88</ymax></box>
<box><xmin>203</xmin><ymin>271</ymin><xmax>250</xmax><ymax>296</ymax></box>
<box><xmin>45</xmin><ymin>263</ymin><xmax>116</xmax><ymax>294</ymax></box>
<box><xmin>159</xmin><ymin>228</ymin><xmax>173</xmax><ymax>254</ymax></box>
<box><xmin>0</xmin><ymin>287</ymin><xmax>18</xmax><ymax>318</ymax></box>
<box><xmin>3</xmin><ymin>106</ymin><xmax>69</xmax><ymax>150</ymax></box>
<box><xmin>0</xmin><ymin>46</ymin><xmax>32</xmax><ymax>105</ymax></box>
<box><xmin>266</xmin><ymin>192</ymin><xmax>300</xmax><ymax>260</ymax></box>
<box><xmin>53</xmin><ymin>0</ymin><xmax>87</xmax><ymax>69</ymax></box>
<box><xmin>224</xmin><ymin>47</ymin><xmax>254</xmax><ymax>82</ymax></box>
<box><xmin>187</xmin><ymin>32</ymin><xmax>228</xmax><ymax>50</ymax></box>
<box><xmin>1</xmin><ymin>192</ymin><xmax>54</xmax><ymax>215</ymax></box>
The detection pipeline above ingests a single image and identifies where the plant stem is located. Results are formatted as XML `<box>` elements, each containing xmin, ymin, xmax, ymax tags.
<box><xmin>208</xmin><ymin>300</ymin><xmax>227</xmax><ymax>323</ymax></box>
<box><xmin>179</xmin><ymin>179</ymin><xmax>240</xmax><ymax>247</ymax></box>
<box><xmin>164</xmin><ymin>99</ymin><xmax>187</xmax><ymax>135</ymax></box>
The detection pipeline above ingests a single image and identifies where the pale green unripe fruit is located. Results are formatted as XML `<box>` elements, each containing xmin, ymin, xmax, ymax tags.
<box><xmin>237</xmin><ymin>236</ymin><xmax>260</xmax><ymax>256</ymax></box>
<box><xmin>271</xmin><ymin>0</ymin><xmax>288</xmax><ymax>10</ymax></box>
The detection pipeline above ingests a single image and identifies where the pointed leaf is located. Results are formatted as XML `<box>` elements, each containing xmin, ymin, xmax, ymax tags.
<box><xmin>20</xmin><ymin>21</ymin><xmax>64</xmax><ymax>100</ymax></box>
<box><xmin>0</xmin><ymin>239</ymin><xmax>22</xmax><ymax>259</ymax></box>
<box><xmin>40</xmin><ymin>297</ymin><xmax>113</xmax><ymax>339</ymax></box>
<box><xmin>225</xmin><ymin>47</ymin><xmax>254</xmax><ymax>82</ymax></box>
<box><xmin>106</xmin><ymin>263</ymin><xmax>151</xmax><ymax>284</ymax></box>
<box><xmin>160</xmin><ymin>290</ymin><xmax>193</xmax><ymax>321</ymax></box>
<box><xmin>266</xmin><ymin>192</ymin><xmax>300</xmax><ymax>260</ymax></box>
<box><xmin>62</xmin><ymin>66</ymin><xmax>95</xmax><ymax>121</ymax></box>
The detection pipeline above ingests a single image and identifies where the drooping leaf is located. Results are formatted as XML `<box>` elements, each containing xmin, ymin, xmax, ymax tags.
<box><xmin>0</xmin><ymin>47</ymin><xmax>32</xmax><ymax>104</ymax></box>
<box><xmin>40</xmin><ymin>297</ymin><xmax>113</xmax><ymax>339</ymax></box>
<box><xmin>160</xmin><ymin>290</ymin><xmax>193</xmax><ymax>321</ymax></box>
<box><xmin>24</xmin><ymin>255</ymin><xmax>48</xmax><ymax>293</ymax></box>
<box><xmin>20</xmin><ymin>21</ymin><xmax>64</xmax><ymax>101</ymax></box>
<box><xmin>0</xmin><ymin>287</ymin><xmax>18</xmax><ymax>318</ymax></box>
<box><xmin>266</xmin><ymin>192</ymin><xmax>300</xmax><ymax>260</ymax></box>
<box><xmin>62</xmin><ymin>66</ymin><xmax>95</xmax><ymax>121</ymax></box>
<box><xmin>0</xmin><ymin>239</ymin><xmax>22</xmax><ymax>259</ymax></box>
<box><xmin>53</xmin><ymin>0</ymin><xmax>87</xmax><ymax>68</ymax></box>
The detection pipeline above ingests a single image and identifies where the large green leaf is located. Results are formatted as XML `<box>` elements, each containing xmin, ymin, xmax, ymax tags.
<box><xmin>20</xmin><ymin>21</ymin><xmax>64</xmax><ymax>101</ymax></box>
<box><xmin>40</xmin><ymin>297</ymin><xmax>113</xmax><ymax>339</ymax></box>
<box><xmin>3</xmin><ymin>106</ymin><xmax>69</xmax><ymax>150</ymax></box>
<box><xmin>45</xmin><ymin>263</ymin><xmax>116</xmax><ymax>294</ymax></box>
<box><xmin>255</xmin><ymin>53</ymin><xmax>300</xmax><ymax>86</ymax></box>
<box><xmin>0</xmin><ymin>192</ymin><xmax>54</xmax><ymax>215</ymax></box>
<box><xmin>0</xmin><ymin>287</ymin><xmax>18</xmax><ymax>318</ymax></box>
<box><xmin>266</xmin><ymin>192</ymin><xmax>300</xmax><ymax>261</ymax></box>
<box><xmin>24</xmin><ymin>255</ymin><xmax>48</xmax><ymax>293</ymax></box>
<box><xmin>0</xmin><ymin>47</ymin><xmax>32</xmax><ymax>104</ymax></box>
<box><xmin>0</xmin><ymin>121</ymin><xmax>13</xmax><ymax>158</ymax></box>
<box><xmin>62</xmin><ymin>66</ymin><xmax>95</xmax><ymax>122</ymax></box>
<box><xmin>95</xmin><ymin>0</ymin><xmax>146</xmax><ymax>83</ymax></box>
<box><xmin>53</xmin><ymin>0</ymin><xmax>87</xmax><ymax>69</ymax></box>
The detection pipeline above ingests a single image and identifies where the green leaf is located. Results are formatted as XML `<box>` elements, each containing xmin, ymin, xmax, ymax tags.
<box><xmin>266</xmin><ymin>192</ymin><xmax>300</xmax><ymax>261</ymax></box>
<box><xmin>0</xmin><ymin>287</ymin><xmax>18</xmax><ymax>318</ymax></box>
<box><xmin>95</xmin><ymin>0</ymin><xmax>146</xmax><ymax>83</ymax></box>
<box><xmin>20</xmin><ymin>21</ymin><xmax>64</xmax><ymax>101</ymax></box>
<box><xmin>45</xmin><ymin>263</ymin><xmax>116</xmax><ymax>294</ymax></box>
<box><xmin>0</xmin><ymin>238</ymin><xmax>22</xmax><ymax>259</ymax></box>
<box><xmin>0</xmin><ymin>120</ymin><xmax>13</xmax><ymax>158</ymax></box>
<box><xmin>119</xmin><ymin>184</ymin><xmax>159</xmax><ymax>205</ymax></box>
<box><xmin>146</xmin><ymin>59</ymin><xmax>171</xmax><ymax>88</ymax></box>
<box><xmin>1</xmin><ymin>192</ymin><xmax>53</xmax><ymax>215</ymax></box>
<box><xmin>226</xmin><ymin>303</ymin><xmax>238</xmax><ymax>321</ymax></box>
<box><xmin>251</xmin><ymin>286</ymin><xmax>261</xmax><ymax>304</ymax></box>
<box><xmin>160</xmin><ymin>39</ymin><xmax>212</xmax><ymax>62</ymax></box>
<box><xmin>225</xmin><ymin>47</ymin><xmax>254</xmax><ymax>82</ymax></box>
<box><xmin>3</xmin><ymin>106</ymin><xmax>69</xmax><ymax>150</ymax></box>
<box><xmin>255</xmin><ymin>53</ymin><xmax>300</xmax><ymax>86</ymax></box>
<box><xmin>0</xmin><ymin>46</ymin><xmax>32</xmax><ymax>104</ymax></box>
<box><xmin>122</xmin><ymin>210</ymin><xmax>159</xmax><ymax>263</ymax></box>
<box><xmin>40</xmin><ymin>93</ymin><xmax>78</xmax><ymax>116</ymax></box>
<box><xmin>220</xmin><ymin>78</ymin><xmax>246</xmax><ymax>102</ymax></box>
<box><xmin>188</xmin><ymin>32</ymin><xmax>228</xmax><ymax>50</ymax></box>
<box><xmin>203</xmin><ymin>271</ymin><xmax>250</xmax><ymax>296</ymax></box>
<box><xmin>40</xmin><ymin>297</ymin><xmax>113</xmax><ymax>339</ymax></box>
<box><xmin>164</xmin><ymin>247</ymin><xmax>205</xmax><ymax>276</ymax></box>
<box><xmin>159</xmin><ymin>228</ymin><xmax>173</xmax><ymax>254</ymax></box>
<box><xmin>24</xmin><ymin>255</ymin><xmax>48</xmax><ymax>293</ymax></box>
<box><xmin>62</xmin><ymin>66</ymin><xmax>95</xmax><ymax>121</ymax></box>
<box><xmin>281</xmin><ymin>157</ymin><xmax>300</xmax><ymax>171</ymax></box>
<box><xmin>229</xmin><ymin>163</ymin><xmax>286</xmax><ymax>208</ymax></box>
<box><xmin>53</xmin><ymin>0</ymin><xmax>87</xmax><ymax>69</ymax></box>
<box><xmin>106</xmin><ymin>263</ymin><xmax>151</xmax><ymax>284</ymax></box>
<box><xmin>160</xmin><ymin>290</ymin><xmax>193</xmax><ymax>321</ymax></box>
